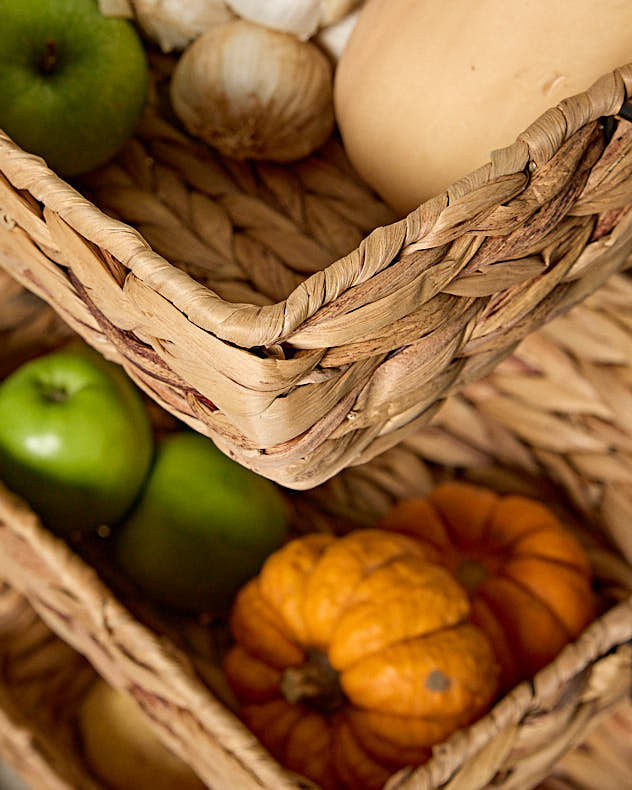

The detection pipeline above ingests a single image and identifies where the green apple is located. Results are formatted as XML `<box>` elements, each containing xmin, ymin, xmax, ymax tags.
<box><xmin>116</xmin><ymin>431</ymin><xmax>290</xmax><ymax>613</ymax></box>
<box><xmin>0</xmin><ymin>0</ymin><xmax>148</xmax><ymax>176</ymax></box>
<box><xmin>0</xmin><ymin>344</ymin><xmax>153</xmax><ymax>534</ymax></box>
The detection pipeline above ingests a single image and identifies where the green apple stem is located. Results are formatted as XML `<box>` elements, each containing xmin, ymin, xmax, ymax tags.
<box><xmin>38</xmin><ymin>383</ymin><xmax>68</xmax><ymax>403</ymax></box>
<box><xmin>39</xmin><ymin>40</ymin><xmax>58</xmax><ymax>75</ymax></box>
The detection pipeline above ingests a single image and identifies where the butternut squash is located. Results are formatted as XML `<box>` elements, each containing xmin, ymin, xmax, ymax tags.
<box><xmin>335</xmin><ymin>0</ymin><xmax>632</xmax><ymax>214</ymax></box>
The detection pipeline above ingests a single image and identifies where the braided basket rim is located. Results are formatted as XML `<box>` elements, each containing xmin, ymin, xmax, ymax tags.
<box><xmin>0</xmin><ymin>64</ymin><xmax>630</xmax><ymax>350</ymax></box>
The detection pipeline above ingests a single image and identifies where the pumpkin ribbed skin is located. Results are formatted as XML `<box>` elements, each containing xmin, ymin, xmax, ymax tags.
<box><xmin>378</xmin><ymin>483</ymin><xmax>597</xmax><ymax>690</ymax></box>
<box><xmin>224</xmin><ymin>529</ymin><xmax>500</xmax><ymax>790</ymax></box>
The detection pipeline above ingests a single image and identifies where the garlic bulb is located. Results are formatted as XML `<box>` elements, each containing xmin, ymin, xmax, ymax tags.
<box><xmin>224</xmin><ymin>0</ymin><xmax>361</xmax><ymax>40</ymax></box>
<box><xmin>316</xmin><ymin>8</ymin><xmax>360</xmax><ymax>62</ymax></box>
<box><xmin>132</xmin><ymin>0</ymin><xmax>234</xmax><ymax>52</ymax></box>
<box><xmin>320</xmin><ymin>0</ymin><xmax>361</xmax><ymax>27</ymax></box>
<box><xmin>171</xmin><ymin>20</ymin><xmax>334</xmax><ymax>162</ymax></box>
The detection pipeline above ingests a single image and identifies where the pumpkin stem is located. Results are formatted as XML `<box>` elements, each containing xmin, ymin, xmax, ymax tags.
<box><xmin>280</xmin><ymin>650</ymin><xmax>345</xmax><ymax>714</ymax></box>
<box><xmin>455</xmin><ymin>559</ymin><xmax>488</xmax><ymax>593</ymax></box>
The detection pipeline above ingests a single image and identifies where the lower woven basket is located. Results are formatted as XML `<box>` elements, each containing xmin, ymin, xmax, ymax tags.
<box><xmin>0</xmin><ymin>577</ymin><xmax>629</xmax><ymax>790</ymax></box>
<box><xmin>1</xmin><ymin>277</ymin><xmax>632</xmax><ymax>790</ymax></box>
<box><xmin>0</xmin><ymin>579</ymin><xmax>100</xmax><ymax>790</ymax></box>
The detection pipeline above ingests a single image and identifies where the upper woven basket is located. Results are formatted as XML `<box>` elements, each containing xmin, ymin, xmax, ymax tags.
<box><xmin>1</xmin><ymin>53</ymin><xmax>632</xmax><ymax>488</ymax></box>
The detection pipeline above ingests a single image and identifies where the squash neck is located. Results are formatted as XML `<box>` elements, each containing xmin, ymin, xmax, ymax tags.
<box><xmin>280</xmin><ymin>649</ymin><xmax>344</xmax><ymax>714</ymax></box>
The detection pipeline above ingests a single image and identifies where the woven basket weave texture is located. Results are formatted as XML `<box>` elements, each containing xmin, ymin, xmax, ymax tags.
<box><xmin>2</xmin><ymin>56</ymin><xmax>632</xmax><ymax>487</ymax></box>
<box><xmin>0</xmin><ymin>580</ymin><xmax>99</xmax><ymax>790</ymax></box>
<box><xmin>0</xmin><ymin>572</ymin><xmax>630</xmax><ymax>790</ymax></box>
<box><xmin>0</xmin><ymin>272</ymin><xmax>630</xmax><ymax>790</ymax></box>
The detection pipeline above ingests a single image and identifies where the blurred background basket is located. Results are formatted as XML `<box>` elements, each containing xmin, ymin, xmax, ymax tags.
<box><xmin>2</xmin><ymin>53</ymin><xmax>632</xmax><ymax>488</ymax></box>
<box><xmin>1</xmin><ymin>272</ymin><xmax>631</xmax><ymax>790</ymax></box>
<box><xmin>0</xmin><ymin>579</ymin><xmax>101</xmax><ymax>790</ymax></box>
<box><xmin>0</xmin><ymin>567</ymin><xmax>630</xmax><ymax>790</ymax></box>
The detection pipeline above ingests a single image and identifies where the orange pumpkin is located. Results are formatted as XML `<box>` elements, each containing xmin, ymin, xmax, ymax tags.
<box><xmin>378</xmin><ymin>483</ymin><xmax>597</xmax><ymax>690</ymax></box>
<box><xmin>224</xmin><ymin>529</ymin><xmax>500</xmax><ymax>790</ymax></box>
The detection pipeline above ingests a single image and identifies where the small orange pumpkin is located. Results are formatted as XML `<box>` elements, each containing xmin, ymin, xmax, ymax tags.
<box><xmin>378</xmin><ymin>483</ymin><xmax>597</xmax><ymax>690</ymax></box>
<box><xmin>224</xmin><ymin>529</ymin><xmax>500</xmax><ymax>790</ymax></box>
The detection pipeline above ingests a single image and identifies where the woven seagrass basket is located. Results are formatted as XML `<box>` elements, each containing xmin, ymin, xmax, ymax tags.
<box><xmin>2</xmin><ymin>42</ymin><xmax>632</xmax><ymax>487</ymax></box>
<box><xmin>0</xmin><ymin>573</ymin><xmax>629</xmax><ymax>790</ymax></box>
<box><xmin>539</xmin><ymin>698</ymin><xmax>632</xmax><ymax>790</ymax></box>
<box><xmin>0</xmin><ymin>576</ymin><xmax>212</xmax><ymax>790</ymax></box>
<box><xmin>0</xmin><ymin>577</ymin><xmax>101</xmax><ymax>790</ymax></box>
<box><xmin>1</xmin><ymin>274</ymin><xmax>631</xmax><ymax>790</ymax></box>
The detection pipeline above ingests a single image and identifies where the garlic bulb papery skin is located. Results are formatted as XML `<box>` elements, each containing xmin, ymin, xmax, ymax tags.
<box><xmin>319</xmin><ymin>0</ymin><xmax>362</xmax><ymax>27</ymax></box>
<box><xmin>316</xmin><ymin>8</ymin><xmax>360</xmax><ymax>62</ymax></box>
<box><xmin>224</xmin><ymin>0</ymin><xmax>361</xmax><ymax>40</ymax></box>
<box><xmin>224</xmin><ymin>0</ymin><xmax>320</xmax><ymax>40</ymax></box>
<box><xmin>132</xmin><ymin>0</ymin><xmax>234</xmax><ymax>52</ymax></box>
<box><xmin>171</xmin><ymin>20</ymin><xmax>335</xmax><ymax>162</ymax></box>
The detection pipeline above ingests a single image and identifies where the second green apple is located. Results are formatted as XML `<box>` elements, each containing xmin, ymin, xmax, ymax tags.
<box><xmin>116</xmin><ymin>432</ymin><xmax>289</xmax><ymax>612</ymax></box>
<box><xmin>0</xmin><ymin>344</ymin><xmax>153</xmax><ymax>534</ymax></box>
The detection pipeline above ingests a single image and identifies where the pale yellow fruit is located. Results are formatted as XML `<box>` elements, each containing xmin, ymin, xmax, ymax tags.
<box><xmin>78</xmin><ymin>680</ymin><xmax>204</xmax><ymax>790</ymax></box>
<box><xmin>335</xmin><ymin>0</ymin><xmax>632</xmax><ymax>215</ymax></box>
